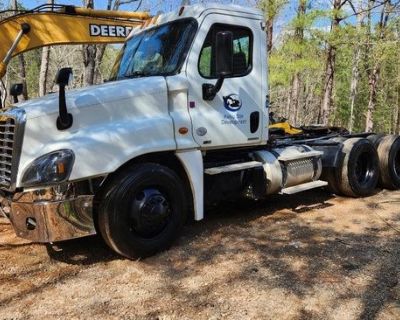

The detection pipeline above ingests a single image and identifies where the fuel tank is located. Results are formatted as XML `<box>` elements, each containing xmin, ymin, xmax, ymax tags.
<box><xmin>254</xmin><ymin>145</ymin><xmax>323</xmax><ymax>195</ymax></box>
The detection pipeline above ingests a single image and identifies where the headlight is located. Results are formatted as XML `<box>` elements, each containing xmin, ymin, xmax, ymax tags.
<box><xmin>21</xmin><ymin>149</ymin><xmax>75</xmax><ymax>187</ymax></box>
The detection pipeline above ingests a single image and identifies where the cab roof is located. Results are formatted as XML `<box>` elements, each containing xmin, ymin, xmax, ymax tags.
<box><xmin>128</xmin><ymin>3</ymin><xmax>264</xmax><ymax>39</ymax></box>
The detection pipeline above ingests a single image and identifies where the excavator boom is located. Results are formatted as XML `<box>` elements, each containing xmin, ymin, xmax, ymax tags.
<box><xmin>0</xmin><ymin>4</ymin><xmax>151</xmax><ymax>78</ymax></box>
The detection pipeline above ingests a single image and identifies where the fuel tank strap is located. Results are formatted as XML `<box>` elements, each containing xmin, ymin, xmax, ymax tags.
<box><xmin>278</xmin><ymin>150</ymin><xmax>323</xmax><ymax>162</ymax></box>
<box><xmin>204</xmin><ymin>161</ymin><xmax>263</xmax><ymax>175</ymax></box>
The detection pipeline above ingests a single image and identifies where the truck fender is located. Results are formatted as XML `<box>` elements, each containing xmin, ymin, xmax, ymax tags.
<box><xmin>176</xmin><ymin>150</ymin><xmax>204</xmax><ymax>221</ymax></box>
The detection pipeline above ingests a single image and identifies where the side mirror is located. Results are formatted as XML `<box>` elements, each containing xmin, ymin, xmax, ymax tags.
<box><xmin>202</xmin><ymin>31</ymin><xmax>234</xmax><ymax>101</ymax></box>
<box><xmin>55</xmin><ymin>67</ymin><xmax>73</xmax><ymax>130</ymax></box>
<box><xmin>10</xmin><ymin>83</ymin><xmax>23</xmax><ymax>103</ymax></box>
<box><xmin>55</xmin><ymin>67</ymin><xmax>73</xmax><ymax>86</ymax></box>
<box><xmin>215</xmin><ymin>31</ymin><xmax>233</xmax><ymax>77</ymax></box>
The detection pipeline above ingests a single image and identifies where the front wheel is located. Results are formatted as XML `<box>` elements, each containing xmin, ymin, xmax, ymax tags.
<box><xmin>98</xmin><ymin>163</ymin><xmax>187</xmax><ymax>259</ymax></box>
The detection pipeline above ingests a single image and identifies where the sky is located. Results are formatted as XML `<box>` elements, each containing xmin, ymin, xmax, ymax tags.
<box><xmin>5</xmin><ymin>0</ymin><xmax>389</xmax><ymax>26</ymax></box>
<box><xmin>6</xmin><ymin>0</ymin><xmax>301</xmax><ymax>31</ymax></box>
<box><xmin>6</xmin><ymin>0</ymin><xmax>301</xmax><ymax>18</ymax></box>
<box><xmin>11</xmin><ymin>0</ymin><xmax>241</xmax><ymax>14</ymax></box>
<box><xmin>12</xmin><ymin>0</ymin><xmax>360</xmax><ymax>25</ymax></box>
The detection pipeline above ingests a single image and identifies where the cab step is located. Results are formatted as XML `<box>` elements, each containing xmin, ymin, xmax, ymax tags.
<box><xmin>204</xmin><ymin>161</ymin><xmax>263</xmax><ymax>175</ymax></box>
<box><xmin>280</xmin><ymin>180</ymin><xmax>328</xmax><ymax>195</ymax></box>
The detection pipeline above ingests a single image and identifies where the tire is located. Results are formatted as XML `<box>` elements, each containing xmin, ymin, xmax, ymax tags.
<box><xmin>376</xmin><ymin>135</ymin><xmax>400</xmax><ymax>189</ymax></box>
<box><xmin>98</xmin><ymin>163</ymin><xmax>187</xmax><ymax>259</ymax></box>
<box><xmin>336</xmin><ymin>138</ymin><xmax>379</xmax><ymax>197</ymax></box>
<box><xmin>367</xmin><ymin>133</ymin><xmax>385</xmax><ymax>147</ymax></box>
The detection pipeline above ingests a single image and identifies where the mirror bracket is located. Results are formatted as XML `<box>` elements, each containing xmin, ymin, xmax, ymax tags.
<box><xmin>57</xmin><ymin>112</ymin><xmax>73</xmax><ymax>130</ymax></box>
<box><xmin>56</xmin><ymin>83</ymin><xmax>73</xmax><ymax>130</ymax></box>
<box><xmin>202</xmin><ymin>75</ymin><xmax>225</xmax><ymax>101</ymax></box>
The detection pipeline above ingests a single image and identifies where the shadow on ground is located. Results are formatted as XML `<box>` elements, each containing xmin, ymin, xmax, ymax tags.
<box><xmin>45</xmin><ymin>189</ymin><xmax>334</xmax><ymax>265</ymax></box>
<box><xmin>6</xmin><ymin>189</ymin><xmax>399</xmax><ymax>319</ymax></box>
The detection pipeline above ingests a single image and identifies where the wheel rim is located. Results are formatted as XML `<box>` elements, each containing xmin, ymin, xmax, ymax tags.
<box><xmin>354</xmin><ymin>151</ymin><xmax>375</xmax><ymax>185</ymax></box>
<box><xmin>129</xmin><ymin>188</ymin><xmax>171</xmax><ymax>238</ymax></box>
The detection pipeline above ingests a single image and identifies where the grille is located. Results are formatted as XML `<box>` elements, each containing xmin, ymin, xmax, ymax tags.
<box><xmin>0</xmin><ymin>109</ymin><xmax>25</xmax><ymax>190</ymax></box>
<box><xmin>0</xmin><ymin>117</ymin><xmax>15</xmax><ymax>188</ymax></box>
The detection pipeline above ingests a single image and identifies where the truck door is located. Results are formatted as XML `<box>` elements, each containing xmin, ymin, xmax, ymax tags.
<box><xmin>186</xmin><ymin>14</ymin><xmax>266</xmax><ymax>148</ymax></box>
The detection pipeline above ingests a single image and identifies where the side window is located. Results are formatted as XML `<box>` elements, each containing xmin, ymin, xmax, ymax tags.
<box><xmin>199</xmin><ymin>24</ymin><xmax>252</xmax><ymax>78</ymax></box>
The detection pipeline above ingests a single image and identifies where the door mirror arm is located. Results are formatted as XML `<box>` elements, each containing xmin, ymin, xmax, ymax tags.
<box><xmin>202</xmin><ymin>75</ymin><xmax>225</xmax><ymax>101</ymax></box>
<box><xmin>55</xmin><ymin>67</ymin><xmax>73</xmax><ymax>130</ymax></box>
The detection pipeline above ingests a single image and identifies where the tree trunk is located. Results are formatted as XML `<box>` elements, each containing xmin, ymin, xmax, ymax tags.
<box><xmin>285</xmin><ymin>88</ymin><xmax>292</xmax><ymax>119</ymax></box>
<box><xmin>39</xmin><ymin>47</ymin><xmax>50</xmax><ymax>96</ymax></box>
<box><xmin>365</xmin><ymin>66</ymin><xmax>380</xmax><ymax>132</ymax></box>
<box><xmin>320</xmin><ymin>0</ymin><xmax>342</xmax><ymax>125</ymax></box>
<box><xmin>349</xmin><ymin>46</ymin><xmax>361</xmax><ymax>132</ymax></box>
<box><xmin>12</xmin><ymin>0</ymin><xmax>28</xmax><ymax>100</ymax></box>
<box><xmin>82</xmin><ymin>44</ymin><xmax>97</xmax><ymax>86</ymax></box>
<box><xmin>320</xmin><ymin>47</ymin><xmax>336</xmax><ymax>125</ymax></box>
<box><xmin>365</xmin><ymin>0</ymin><xmax>391</xmax><ymax>132</ymax></box>
<box><xmin>38</xmin><ymin>0</ymin><xmax>53</xmax><ymax>97</ymax></box>
<box><xmin>303</xmin><ymin>80</ymin><xmax>315</xmax><ymax>124</ymax></box>
<box><xmin>348</xmin><ymin>0</ymin><xmax>366</xmax><ymax>133</ymax></box>
<box><xmin>82</xmin><ymin>0</ymin><xmax>96</xmax><ymax>86</ymax></box>
<box><xmin>267</xmin><ymin>19</ymin><xmax>273</xmax><ymax>54</ymax></box>
<box><xmin>288</xmin><ymin>0</ymin><xmax>306</xmax><ymax>125</ymax></box>
<box><xmin>261</xmin><ymin>0</ymin><xmax>288</xmax><ymax>53</ymax></box>
<box><xmin>289</xmin><ymin>73</ymin><xmax>300</xmax><ymax>125</ymax></box>
<box><xmin>17</xmin><ymin>55</ymin><xmax>28</xmax><ymax>100</ymax></box>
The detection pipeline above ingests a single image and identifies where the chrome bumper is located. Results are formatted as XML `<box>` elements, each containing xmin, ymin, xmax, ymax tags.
<box><xmin>9</xmin><ymin>190</ymin><xmax>96</xmax><ymax>243</ymax></box>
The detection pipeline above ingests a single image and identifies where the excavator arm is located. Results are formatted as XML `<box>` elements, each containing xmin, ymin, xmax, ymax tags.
<box><xmin>0</xmin><ymin>4</ymin><xmax>151</xmax><ymax>79</ymax></box>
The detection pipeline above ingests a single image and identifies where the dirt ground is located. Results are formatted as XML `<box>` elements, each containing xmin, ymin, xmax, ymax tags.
<box><xmin>1</xmin><ymin>189</ymin><xmax>400</xmax><ymax>320</ymax></box>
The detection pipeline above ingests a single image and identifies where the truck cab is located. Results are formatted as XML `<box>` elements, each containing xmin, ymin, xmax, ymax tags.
<box><xmin>1</xmin><ymin>3</ymin><xmax>397</xmax><ymax>259</ymax></box>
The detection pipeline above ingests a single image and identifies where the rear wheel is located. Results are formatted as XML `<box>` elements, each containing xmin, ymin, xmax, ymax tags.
<box><xmin>334</xmin><ymin>138</ymin><xmax>379</xmax><ymax>197</ymax></box>
<box><xmin>376</xmin><ymin>135</ymin><xmax>400</xmax><ymax>189</ymax></box>
<box><xmin>98</xmin><ymin>163</ymin><xmax>187</xmax><ymax>259</ymax></box>
<box><xmin>367</xmin><ymin>133</ymin><xmax>385</xmax><ymax>147</ymax></box>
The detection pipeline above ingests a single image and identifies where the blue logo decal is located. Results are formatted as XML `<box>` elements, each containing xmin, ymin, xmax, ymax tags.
<box><xmin>223</xmin><ymin>94</ymin><xmax>242</xmax><ymax>112</ymax></box>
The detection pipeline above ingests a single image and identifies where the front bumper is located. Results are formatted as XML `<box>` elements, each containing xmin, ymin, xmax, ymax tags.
<box><xmin>8</xmin><ymin>190</ymin><xmax>96</xmax><ymax>243</ymax></box>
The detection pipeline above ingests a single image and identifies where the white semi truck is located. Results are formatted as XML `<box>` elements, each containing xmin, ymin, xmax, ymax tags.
<box><xmin>1</xmin><ymin>3</ymin><xmax>400</xmax><ymax>259</ymax></box>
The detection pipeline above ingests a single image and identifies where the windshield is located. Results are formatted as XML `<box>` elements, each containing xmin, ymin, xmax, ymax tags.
<box><xmin>109</xmin><ymin>18</ymin><xmax>197</xmax><ymax>80</ymax></box>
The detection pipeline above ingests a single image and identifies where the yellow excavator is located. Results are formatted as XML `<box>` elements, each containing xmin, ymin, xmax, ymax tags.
<box><xmin>268</xmin><ymin>111</ymin><xmax>349</xmax><ymax>137</ymax></box>
<box><xmin>0</xmin><ymin>3</ymin><xmax>151</xmax><ymax>81</ymax></box>
<box><xmin>268</xmin><ymin>112</ymin><xmax>303</xmax><ymax>135</ymax></box>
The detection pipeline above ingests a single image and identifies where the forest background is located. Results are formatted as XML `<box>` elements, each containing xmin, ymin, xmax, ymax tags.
<box><xmin>0</xmin><ymin>0</ymin><xmax>399</xmax><ymax>133</ymax></box>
